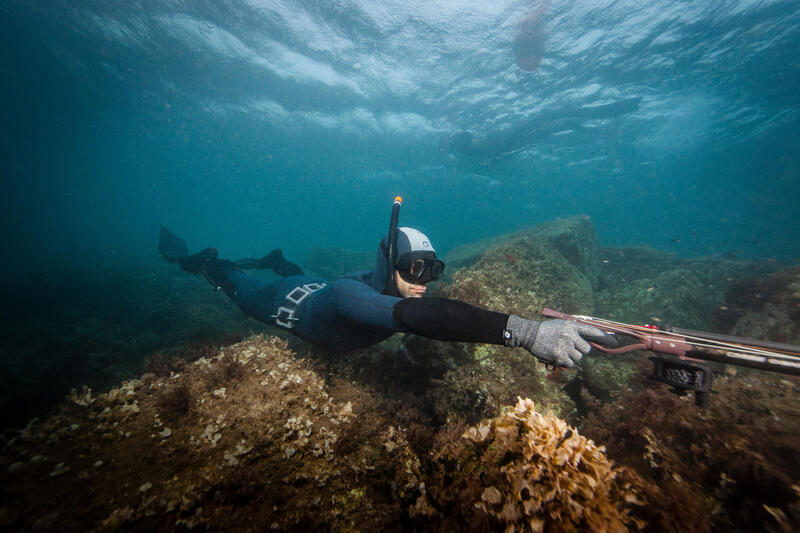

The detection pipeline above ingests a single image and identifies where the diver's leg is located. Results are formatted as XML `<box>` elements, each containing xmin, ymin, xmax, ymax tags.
<box><xmin>158</xmin><ymin>227</ymin><xmax>295</xmax><ymax>321</ymax></box>
<box><xmin>234</xmin><ymin>249</ymin><xmax>304</xmax><ymax>277</ymax></box>
<box><xmin>199</xmin><ymin>259</ymin><xmax>288</xmax><ymax>325</ymax></box>
<box><xmin>177</xmin><ymin>248</ymin><xmax>219</xmax><ymax>274</ymax></box>
<box><xmin>200</xmin><ymin>258</ymin><xmax>238</xmax><ymax>299</ymax></box>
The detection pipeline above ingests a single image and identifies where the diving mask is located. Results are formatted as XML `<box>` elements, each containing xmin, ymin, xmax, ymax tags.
<box><xmin>397</xmin><ymin>252</ymin><xmax>445</xmax><ymax>284</ymax></box>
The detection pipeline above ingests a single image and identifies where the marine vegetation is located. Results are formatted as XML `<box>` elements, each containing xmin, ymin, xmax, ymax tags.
<box><xmin>1</xmin><ymin>336</ymin><xmax>422</xmax><ymax>531</ymax></box>
<box><xmin>0</xmin><ymin>337</ymin><xmax>644</xmax><ymax>532</ymax></box>
<box><xmin>581</xmin><ymin>364</ymin><xmax>800</xmax><ymax>532</ymax></box>
<box><xmin>421</xmin><ymin>397</ymin><xmax>645</xmax><ymax>532</ymax></box>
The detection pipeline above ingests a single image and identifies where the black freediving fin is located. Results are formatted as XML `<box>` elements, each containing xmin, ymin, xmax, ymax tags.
<box><xmin>159</xmin><ymin>225</ymin><xmax>219</xmax><ymax>274</ymax></box>
<box><xmin>159</xmin><ymin>225</ymin><xmax>189</xmax><ymax>262</ymax></box>
<box><xmin>234</xmin><ymin>249</ymin><xmax>304</xmax><ymax>277</ymax></box>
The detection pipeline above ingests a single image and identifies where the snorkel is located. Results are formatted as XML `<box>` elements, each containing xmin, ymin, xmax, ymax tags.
<box><xmin>384</xmin><ymin>196</ymin><xmax>403</xmax><ymax>296</ymax></box>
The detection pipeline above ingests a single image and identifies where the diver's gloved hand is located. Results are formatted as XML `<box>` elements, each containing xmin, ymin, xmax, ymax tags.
<box><xmin>503</xmin><ymin>315</ymin><xmax>617</xmax><ymax>368</ymax></box>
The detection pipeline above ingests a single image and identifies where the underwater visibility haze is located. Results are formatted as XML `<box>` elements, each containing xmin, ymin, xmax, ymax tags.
<box><xmin>4</xmin><ymin>0</ymin><xmax>800</xmax><ymax>269</ymax></box>
<box><xmin>2</xmin><ymin>1</ymin><xmax>800</xmax><ymax>531</ymax></box>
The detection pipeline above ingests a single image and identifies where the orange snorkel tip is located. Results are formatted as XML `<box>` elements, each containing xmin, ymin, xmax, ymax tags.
<box><xmin>394</xmin><ymin>196</ymin><xmax>403</xmax><ymax>205</ymax></box>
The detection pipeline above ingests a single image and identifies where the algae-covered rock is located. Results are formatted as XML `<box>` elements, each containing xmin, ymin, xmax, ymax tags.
<box><xmin>444</xmin><ymin>215</ymin><xmax>603</xmax><ymax>289</ymax></box>
<box><xmin>579</xmin><ymin>353</ymin><xmax>638</xmax><ymax>402</ymax></box>
<box><xmin>445</xmin><ymin>235</ymin><xmax>594</xmax><ymax>320</ymax></box>
<box><xmin>596</xmin><ymin>268</ymin><xmax>718</xmax><ymax>330</ymax></box>
<box><xmin>526</xmin><ymin>215</ymin><xmax>604</xmax><ymax>289</ymax></box>
<box><xmin>0</xmin><ymin>335</ymin><xmax>652</xmax><ymax>532</ymax></box>
<box><xmin>426</xmin><ymin>345</ymin><xmax>577</xmax><ymax>424</ymax></box>
<box><xmin>580</xmin><ymin>364</ymin><xmax>800</xmax><ymax>532</ymax></box>
<box><xmin>595</xmin><ymin>248</ymin><xmax>773</xmax><ymax>330</ymax></box>
<box><xmin>728</xmin><ymin>265</ymin><xmax>800</xmax><ymax>344</ymax></box>
<box><xmin>0</xmin><ymin>335</ymin><xmax>425</xmax><ymax>532</ymax></box>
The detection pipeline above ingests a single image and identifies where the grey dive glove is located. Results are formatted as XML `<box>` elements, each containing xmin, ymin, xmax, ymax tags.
<box><xmin>503</xmin><ymin>314</ymin><xmax>617</xmax><ymax>368</ymax></box>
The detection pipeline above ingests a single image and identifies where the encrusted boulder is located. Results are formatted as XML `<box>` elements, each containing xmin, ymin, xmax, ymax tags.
<box><xmin>726</xmin><ymin>265</ymin><xmax>800</xmax><ymax>344</ymax></box>
<box><xmin>595</xmin><ymin>248</ymin><xmax>772</xmax><ymax>330</ymax></box>
<box><xmin>0</xmin><ymin>335</ymin><xmax>425</xmax><ymax>532</ymax></box>
<box><xmin>1</xmin><ymin>336</ymin><xmax>652</xmax><ymax>532</ymax></box>
<box><xmin>444</xmin><ymin>216</ymin><xmax>602</xmax><ymax>288</ymax></box>
<box><xmin>444</xmin><ymin>235</ymin><xmax>594</xmax><ymax>320</ymax></box>
<box><xmin>580</xmin><ymin>362</ymin><xmax>800</xmax><ymax>532</ymax></box>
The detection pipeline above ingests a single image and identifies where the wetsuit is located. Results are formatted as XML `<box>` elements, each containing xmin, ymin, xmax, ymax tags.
<box><xmin>227</xmin><ymin>272</ymin><xmax>402</xmax><ymax>352</ymax></box>
<box><xmin>214</xmin><ymin>253</ymin><xmax>508</xmax><ymax>353</ymax></box>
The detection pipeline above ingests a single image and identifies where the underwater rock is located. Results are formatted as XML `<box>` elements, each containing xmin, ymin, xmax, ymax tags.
<box><xmin>727</xmin><ymin>265</ymin><xmax>800</xmax><ymax>344</ymax></box>
<box><xmin>444</xmin><ymin>233</ymin><xmax>594</xmax><ymax>320</ymax></box>
<box><xmin>443</xmin><ymin>215</ymin><xmax>603</xmax><ymax>289</ymax></box>
<box><xmin>578</xmin><ymin>352</ymin><xmax>638</xmax><ymax>403</ymax></box>
<box><xmin>596</xmin><ymin>268</ymin><xmax>718</xmax><ymax>330</ymax></box>
<box><xmin>0</xmin><ymin>335</ymin><xmax>427</xmax><ymax>531</ymax></box>
<box><xmin>0</xmin><ymin>335</ymin><xmax>653</xmax><ymax>531</ymax></box>
<box><xmin>524</xmin><ymin>215</ymin><xmax>604</xmax><ymax>289</ymax></box>
<box><xmin>424</xmin><ymin>343</ymin><xmax>578</xmax><ymax>424</ymax></box>
<box><xmin>595</xmin><ymin>248</ymin><xmax>772</xmax><ymax>329</ymax></box>
<box><xmin>580</xmin><ymin>358</ymin><xmax>800</xmax><ymax>532</ymax></box>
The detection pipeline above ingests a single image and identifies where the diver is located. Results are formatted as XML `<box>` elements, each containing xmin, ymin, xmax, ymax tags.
<box><xmin>159</xmin><ymin>198</ymin><xmax>616</xmax><ymax>367</ymax></box>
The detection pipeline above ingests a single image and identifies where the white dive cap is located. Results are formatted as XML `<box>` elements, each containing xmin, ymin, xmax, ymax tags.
<box><xmin>396</xmin><ymin>227</ymin><xmax>436</xmax><ymax>256</ymax></box>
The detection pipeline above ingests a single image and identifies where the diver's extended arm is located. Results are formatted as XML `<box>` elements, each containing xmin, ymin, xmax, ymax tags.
<box><xmin>393</xmin><ymin>298</ymin><xmax>616</xmax><ymax>367</ymax></box>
